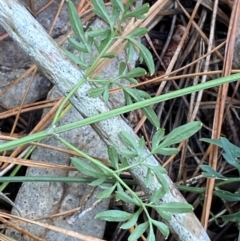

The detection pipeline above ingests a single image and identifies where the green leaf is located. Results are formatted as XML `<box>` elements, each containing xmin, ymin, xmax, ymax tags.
<box><xmin>123</xmin><ymin>67</ymin><xmax>146</xmax><ymax>79</ymax></box>
<box><xmin>128</xmin><ymin>221</ymin><xmax>149</xmax><ymax>241</ymax></box>
<box><xmin>96</xmin><ymin>184</ymin><xmax>116</xmax><ymax>199</ymax></box>
<box><xmin>151</xmin><ymin>147</ymin><xmax>179</xmax><ymax>155</ymax></box>
<box><xmin>86</xmin><ymin>30</ymin><xmax>94</xmax><ymax>46</ymax></box>
<box><xmin>114</xmin><ymin>184</ymin><xmax>123</xmax><ymax>197</ymax></box>
<box><xmin>200</xmin><ymin>138</ymin><xmax>223</xmax><ymax>147</ymax></box>
<box><xmin>62</xmin><ymin>48</ymin><xmax>88</xmax><ymax>69</ymax></box>
<box><xmin>90</xmin><ymin>177</ymin><xmax>107</xmax><ymax>186</ymax></box>
<box><xmin>108</xmin><ymin>146</ymin><xmax>119</xmax><ymax>170</ymax></box>
<box><xmin>150</xmin><ymin>188</ymin><xmax>166</xmax><ymax>204</ymax></box>
<box><xmin>126</xmin><ymin>42</ymin><xmax>136</xmax><ymax>63</ymax></box>
<box><xmin>142</xmin><ymin>106</ymin><xmax>160</xmax><ymax>130</ymax></box>
<box><xmin>144</xmin><ymin>163</ymin><xmax>167</xmax><ymax>174</ymax></box>
<box><xmin>222</xmin><ymin>212</ymin><xmax>240</xmax><ymax>231</ymax></box>
<box><xmin>221</xmin><ymin>138</ymin><xmax>240</xmax><ymax>171</ymax></box>
<box><xmin>89</xmin><ymin>86</ymin><xmax>105</xmax><ymax>98</ymax></box>
<box><xmin>223</xmin><ymin>152</ymin><xmax>240</xmax><ymax>171</ymax></box>
<box><xmin>110</xmin><ymin>2</ymin><xmax>121</xmax><ymax>24</ymax></box>
<box><xmin>79</xmin><ymin>52</ymin><xmax>88</xmax><ymax>67</ymax></box>
<box><xmin>121</xmin><ymin>150</ymin><xmax>138</xmax><ymax>158</ymax></box>
<box><xmin>127</xmin><ymin>78</ymin><xmax>138</xmax><ymax>85</ymax></box>
<box><xmin>97</xmin><ymin>38</ymin><xmax>112</xmax><ymax>54</ymax></box>
<box><xmin>120</xmin><ymin>208</ymin><xmax>142</xmax><ymax>229</ymax></box>
<box><xmin>151</xmin><ymin>128</ymin><xmax>165</xmax><ymax>152</ymax></box>
<box><xmin>123</xmin><ymin>3</ymin><xmax>149</xmax><ymax>19</ymax></box>
<box><xmin>103</xmin><ymin>85</ymin><xmax>110</xmax><ymax>101</ymax></box>
<box><xmin>91</xmin><ymin>0</ymin><xmax>111</xmax><ymax>24</ymax></box>
<box><xmin>136</xmin><ymin>88</ymin><xmax>151</xmax><ymax>99</ymax></box>
<box><xmin>222</xmin><ymin>138</ymin><xmax>240</xmax><ymax>156</ymax></box>
<box><xmin>67</xmin><ymin>1</ymin><xmax>90</xmax><ymax>53</ymax></box>
<box><xmin>95</xmin><ymin>210</ymin><xmax>132</xmax><ymax>222</ymax></box>
<box><xmin>153</xmin><ymin>207</ymin><xmax>172</xmax><ymax>220</ymax></box>
<box><xmin>93</xmin><ymin>38</ymin><xmax>101</xmax><ymax>52</ymax></box>
<box><xmin>124</xmin><ymin>87</ymin><xmax>151</xmax><ymax>101</ymax></box>
<box><xmin>214</xmin><ymin>190</ymin><xmax>240</xmax><ymax>202</ymax></box>
<box><xmin>123</xmin><ymin>90</ymin><xmax>133</xmax><ymax>105</ymax></box>
<box><xmin>138</xmin><ymin>137</ymin><xmax>146</xmax><ymax>153</ymax></box>
<box><xmin>201</xmin><ymin>137</ymin><xmax>240</xmax><ymax>156</ymax></box>
<box><xmin>177</xmin><ymin>185</ymin><xmax>205</xmax><ymax>193</ymax></box>
<box><xmin>201</xmin><ymin>137</ymin><xmax>240</xmax><ymax>173</ymax></box>
<box><xmin>120</xmin><ymin>157</ymin><xmax>129</xmax><ymax>169</ymax></box>
<box><xmin>127</xmin><ymin>38</ymin><xmax>155</xmax><ymax>75</ymax></box>
<box><xmin>119</xmin><ymin>132</ymin><xmax>146</xmax><ymax>157</ymax></box>
<box><xmin>150</xmin><ymin>167</ymin><xmax>169</xmax><ymax>194</ymax></box>
<box><xmin>125</xmin><ymin>0</ymin><xmax>138</xmax><ymax>10</ymax></box>
<box><xmin>125</xmin><ymin>94</ymin><xmax>133</xmax><ymax>105</ymax></box>
<box><xmin>87</xmin><ymin>28</ymin><xmax>111</xmax><ymax>39</ymax></box>
<box><xmin>200</xmin><ymin>165</ymin><xmax>227</xmax><ymax>179</ymax></box>
<box><xmin>119</xmin><ymin>62</ymin><xmax>127</xmax><ymax>75</ymax></box>
<box><xmin>222</xmin><ymin>211</ymin><xmax>240</xmax><ymax>222</ymax></box>
<box><xmin>147</xmin><ymin>225</ymin><xmax>155</xmax><ymax>241</ymax></box>
<box><xmin>71</xmin><ymin>157</ymin><xmax>103</xmax><ymax>177</ymax></box>
<box><xmin>144</xmin><ymin>168</ymin><xmax>168</xmax><ymax>198</ymax></box>
<box><xmin>151</xmin><ymin>219</ymin><xmax>169</xmax><ymax>238</ymax></box>
<box><xmin>145</xmin><ymin>168</ymin><xmax>153</xmax><ymax>187</ymax></box>
<box><xmin>111</xmin><ymin>0</ymin><xmax>124</xmax><ymax>12</ymax></box>
<box><xmin>157</xmin><ymin>202</ymin><xmax>193</xmax><ymax>213</ymax></box>
<box><xmin>160</xmin><ymin>121</ymin><xmax>202</xmax><ymax>148</ymax></box>
<box><xmin>128</xmin><ymin>27</ymin><xmax>148</xmax><ymax>38</ymax></box>
<box><xmin>116</xmin><ymin>191</ymin><xmax>140</xmax><ymax>205</ymax></box>
<box><xmin>102</xmin><ymin>52</ymin><xmax>115</xmax><ymax>58</ymax></box>
<box><xmin>216</xmin><ymin>178</ymin><xmax>240</xmax><ymax>188</ymax></box>
<box><xmin>119</xmin><ymin>131</ymin><xmax>139</xmax><ymax>152</ymax></box>
<box><xmin>67</xmin><ymin>37</ymin><xmax>88</xmax><ymax>53</ymax></box>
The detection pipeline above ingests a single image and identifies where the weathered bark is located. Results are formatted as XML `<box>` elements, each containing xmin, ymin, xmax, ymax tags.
<box><xmin>0</xmin><ymin>1</ymin><xmax>210</xmax><ymax>240</ymax></box>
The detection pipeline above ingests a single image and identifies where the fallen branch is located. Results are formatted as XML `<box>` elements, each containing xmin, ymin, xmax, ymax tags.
<box><xmin>0</xmin><ymin>1</ymin><xmax>210</xmax><ymax>240</ymax></box>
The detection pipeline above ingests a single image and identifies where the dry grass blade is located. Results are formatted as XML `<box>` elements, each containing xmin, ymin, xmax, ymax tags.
<box><xmin>201</xmin><ymin>0</ymin><xmax>240</xmax><ymax>229</ymax></box>
<box><xmin>0</xmin><ymin>216</ymin><xmax>45</xmax><ymax>241</ymax></box>
<box><xmin>0</xmin><ymin>212</ymin><xmax>105</xmax><ymax>241</ymax></box>
<box><xmin>0</xmin><ymin>97</ymin><xmax>64</xmax><ymax>175</ymax></box>
<box><xmin>0</xmin><ymin>156</ymin><xmax>76</xmax><ymax>171</ymax></box>
<box><xmin>1</xmin><ymin>67</ymin><xmax>38</xmax><ymax>168</ymax></box>
<box><xmin>0</xmin><ymin>99</ymin><xmax>60</xmax><ymax>119</ymax></box>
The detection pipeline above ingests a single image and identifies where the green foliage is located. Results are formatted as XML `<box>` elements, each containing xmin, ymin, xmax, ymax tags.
<box><xmin>123</xmin><ymin>3</ymin><xmax>149</xmax><ymax>20</ymax></box>
<box><xmin>71</xmin><ymin>122</ymin><xmax>201</xmax><ymax>239</ymax></box>
<box><xmin>125</xmin><ymin>37</ymin><xmax>154</xmax><ymax>75</ymax></box>
<box><xmin>200</xmin><ymin>165</ymin><xmax>226</xmax><ymax>179</ymax></box>
<box><xmin>159</xmin><ymin>122</ymin><xmax>202</xmax><ymax>148</ymax></box>
<box><xmin>65</xmin><ymin>0</ymin><xmax>156</xmax><ymax>134</ymax></box>
<box><xmin>151</xmin><ymin>219</ymin><xmax>169</xmax><ymax>237</ymax></box>
<box><xmin>150</xmin><ymin>202</ymin><xmax>193</xmax><ymax>213</ymax></box>
<box><xmin>120</xmin><ymin>208</ymin><xmax>142</xmax><ymax>229</ymax></box>
<box><xmin>122</xmin><ymin>88</ymin><xmax>160</xmax><ymax>128</ymax></box>
<box><xmin>63</xmin><ymin>2</ymin><xmax>203</xmax><ymax>235</ymax></box>
<box><xmin>4</xmin><ymin>0</ymin><xmax>240</xmax><ymax>239</ymax></box>
<box><xmin>201</xmin><ymin>137</ymin><xmax>240</xmax><ymax>174</ymax></box>
<box><xmin>128</xmin><ymin>221</ymin><xmax>149</xmax><ymax>240</ymax></box>
<box><xmin>221</xmin><ymin>212</ymin><xmax>240</xmax><ymax>230</ymax></box>
<box><xmin>67</xmin><ymin>1</ymin><xmax>91</xmax><ymax>55</ymax></box>
<box><xmin>200</xmin><ymin>137</ymin><xmax>240</xmax><ymax>229</ymax></box>
<box><xmin>71</xmin><ymin>157</ymin><xmax>106</xmax><ymax>177</ymax></box>
<box><xmin>95</xmin><ymin>210</ymin><xmax>132</xmax><ymax>222</ymax></box>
